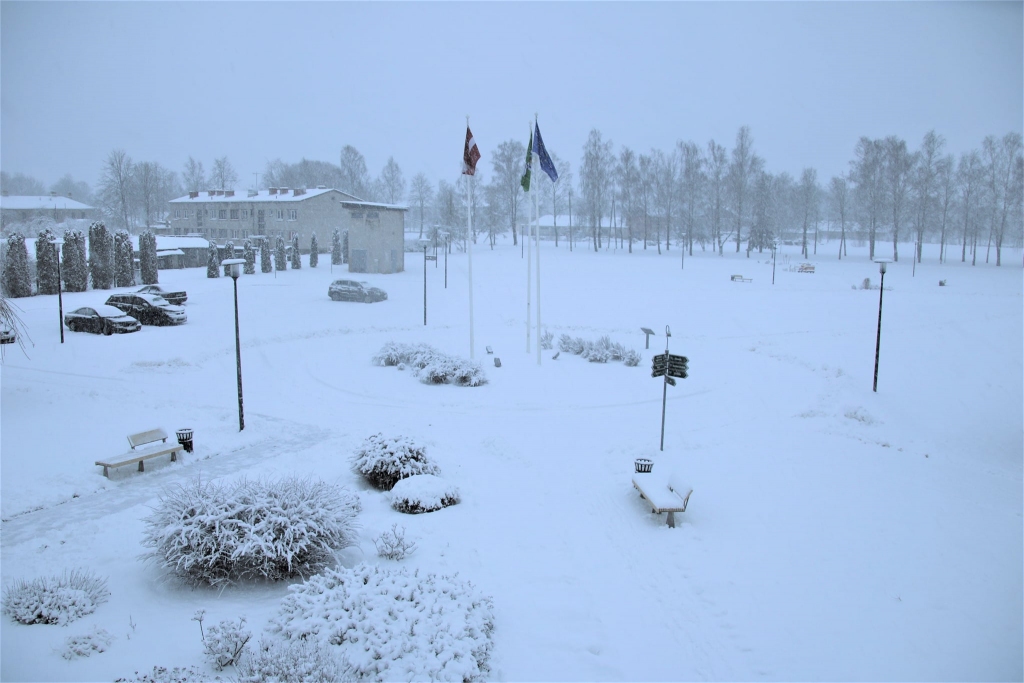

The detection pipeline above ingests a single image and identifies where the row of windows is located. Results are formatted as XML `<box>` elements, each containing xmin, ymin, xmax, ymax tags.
<box><xmin>173</xmin><ymin>208</ymin><xmax>298</xmax><ymax>221</ymax></box>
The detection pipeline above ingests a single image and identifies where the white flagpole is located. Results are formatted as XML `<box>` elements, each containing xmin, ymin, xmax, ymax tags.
<box><xmin>466</xmin><ymin>116</ymin><xmax>475</xmax><ymax>360</ymax></box>
<box><xmin>535</xmin><ymin>129</ymin><xmax>542</xmax><ymax>366</ymax></box>
<box><xmin>526</xmin><ymin>122</ymin><xmax>532</xmax><ymax>354</ymax></box>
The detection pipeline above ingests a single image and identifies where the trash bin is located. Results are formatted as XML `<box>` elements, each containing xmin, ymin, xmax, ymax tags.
<box><xmin>176</xmin><ymin>428</ymin><xmax>194</xmax><ymax>453</ymax></box>
<box><xmin>634</xmin><ymin>458</ymin><xmax>653</xmax><ymax>473</ymax></box>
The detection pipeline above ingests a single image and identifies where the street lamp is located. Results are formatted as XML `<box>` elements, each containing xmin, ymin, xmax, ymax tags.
<box><xmin>223</xmin><ymin>258</ymin><xmax>246</xmax><ymax>430</ymax></box>
<box><xmin>772</xmin><ymin>238</ymin><xmax>779</xmax><ymax>285</ymax></box>
<box><xmin>50</xmin><ymin>238</ymin><xmax>64</xmax><ymax>344</ymax></box>
<box><xmin>441</xmin><ymin>231</ymin><xmax>450</xmax><ymax>289</ymax></box>
<box><xmin>419</xmin><ymin>238</ymin><xmax>432</xmax><ymax>325</ymax></box>
<box><xmin>872</xmin><ymin>258</ymin><xmax>892</xmax><ymax>393</ymax></box>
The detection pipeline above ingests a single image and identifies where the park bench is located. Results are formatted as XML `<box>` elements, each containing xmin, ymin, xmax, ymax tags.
<box><xmin>798</xmin><ymin>263</ymin><xmax>815</xmax><ymax>274</ymax></box>
<box><xmin>632</xmin><ymin>470</ymin><xmax>693</xmax><ymax>528</ymax></box>
<box><xmin>731</xmin><ymin>274</ymin><xmax>752</xmax><ymax>283</ymax></box>
<box><xmin>95</xmin><ymin>428</ymin><xmax>183</xmax><ymax>478</ymax></box>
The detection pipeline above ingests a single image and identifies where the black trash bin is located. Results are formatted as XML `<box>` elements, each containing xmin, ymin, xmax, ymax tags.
<box><xmin>634</xmin><ymin>458</ymin><xmax>653</xmax><ymax>473</ymax></box>
<box><xmin>176</xmin><ymin>428</ymin><xmax>194</xmax><ymax>453</ymax></box>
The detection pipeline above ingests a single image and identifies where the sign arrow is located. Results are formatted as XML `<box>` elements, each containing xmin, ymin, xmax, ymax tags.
<box><xmin>665</xmin><ymin>376</ymin><xmax>677</xmax><ymax>386</ymax></box>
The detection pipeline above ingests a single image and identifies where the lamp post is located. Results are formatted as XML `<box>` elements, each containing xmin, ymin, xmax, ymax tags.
<box><xmin>420</xmin><ymin>238</ymin><xmax>431</xmax><ymax>325</ymax></box>
<box><xmin>223</xmin><ymin>258</ymin><xmax>246</xmax><ymax>430</ymax></box>
<box><xmin>441</xmin><ymin>231</ymin><xmax>449</xmax><ymax>289</ymax></box>
<box><xmin>772</xmin><ymin>239</ymin><xmax>778</xmax><ymax>285</ymax></box>
<box><xmin>50</xmin><ymin>238</ymin><xmax>64</xmax><ymax>344</ymax></box>
<box><xmin>660</xmin><ymin>325</ymin><xmax>672</xmax><ymax>452</ymax></box>
<box><xmin>872</xmin><ymin>258</ymin><xmax>892</xmax><ymax>393</ymax></box>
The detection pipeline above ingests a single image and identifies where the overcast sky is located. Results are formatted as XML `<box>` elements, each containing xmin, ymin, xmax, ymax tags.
<box><xmin>2</xmin><ymin>1</ymin><xmax>1021</xmax><ymax>196</ymax></box>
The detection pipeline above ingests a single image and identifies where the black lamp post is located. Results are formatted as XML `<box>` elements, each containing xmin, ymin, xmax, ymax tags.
<box><xmin>872</xmin><ymin>259</ymin><xmax>892</xmax><ymax>393</ymax></box>
<box><xmin>224</xmin><ymin>258</ymin><xmax>246</xmax><ymax>430</ymax></box>
<box><xmin>50</xmin><ymin>238</ymin><xmax>64</xmax><ymax>344</ymax></box>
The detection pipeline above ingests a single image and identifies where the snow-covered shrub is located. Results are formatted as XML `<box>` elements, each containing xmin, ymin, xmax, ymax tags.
<box><xmin>268</xmin><ymin>563</ymin><xmax>495</xmax><ymax>682</ymax></box>
<box><xmin>291</xmin><ymin>236</ymin><xmax>301</xmax><ymax>269</ymax></box>
<box><xmin>61</xmin><ymin>626</ymin><xmax>114</xmax><ymax>660</ymax></box>
<box><xmin>236</xmin><ymin>637</ymin><xmax>341</xmax><ymax>683</ymax></box>
<box><xmin>114</xmin><ymin>666</ymin><xmax>214</xmax><ymax>683</ymax></box>
<box><xmin>275</xmin><ymin>236</ymin><xmax>287</xmax><ymax>271</ymax></box>
<box><xmin>243</xmin><ymin>239</ymin><xmax>256</xmax><ymax>275</ymax></box>
<box><xmin>2</xmin><ymin>569</ymin><xmax>109</xmax><ymax>625</ymax></box>
<box><xmin>374</xmin><ymin>524</ymin><xmax>417</xmax><ymax>560</ymax></box>
<box><xmin>583</xmin><ymin>341</ymin><xmax>610</xmax><ymax>363</ymax></box>
<box><xmin>558</xmin><ymin>334</ymin><xmax>585</xmax><ymax>354</ymax></box>
<box><xmin>352</xmin><ymin>433</ymin><xmax>440</xmax><ymax>491</ymax></box>
<box><xmin>261</xmin><ymin>241</ymin><xmax>273</xmax><ymax>273</ymax></box>
<box><xmin>560</xmin><ymin>334</ymin><xmax>640</xmax><ymax>366</ymax></box>
<box><xmin>203</xmin><ymin>616</ymin><xmax>251</xmax><ymax>670</ymax></box>
<box><xmin>309</xmin><ymin>233</ymin><xmax>319</xmax><ymax>268</ymax></box>
<box><xmin>372</xmin><ymin>342</ymin><xmax>487</xmax><ymax>387</ymax></box>
<box><xmin>622</xmin><ymin>349</ymin><xmax>641</xmax><ymax>366</ymax></box>
<box><xmin>140</xmin><ymin>231</ymin><xmax>159</xmax><ymax>284</ymax></box>
<box><xmin>390</xmin><ymin>474</ymin><xmax>460</xmax><ymax>514</ymax></box>
<box><xmin>331</xmin><ymin>229</ymin><xmax>343</xmax><ymax>266</ymax></box>
<box><xmin>206</xmin><ymin>242</ymin><xmax>221</xmax><ymax>278</ymax></box>
<box><xmin>540</xmin><ymin>329</ymin><xmax>554</xmax><ymax>349</ymax></box>
<box><xmin>2</xmin><ymin>232</ymin><xmax>32</xmax><ymax>298</ymax></box>
<box><xmin>141</xmin><ymin>476</ymin><xmax>360</xmax><ymax>587</ymax></box>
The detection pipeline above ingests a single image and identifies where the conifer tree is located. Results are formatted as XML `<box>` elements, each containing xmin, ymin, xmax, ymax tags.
<box><xmin>261</xmin><ymin>240</ymin><xmax>272</xmax><ymax>273</ymax></box>
<box><xmin>35</xmin><ymin>227</ymin><xmax>60</xmax><ymax>295</ymax></box>
<box><xmin>243</xmin><ymin>239</ymin><xmax>255</xmax><ymax>274</ymax></box>
<box><xmin>207</xmin><ymin>242</ymin><xmax>221</xmax><ymax>278</ymax></box>
<box><xmin>139</xmin><ymin>231</ymin><xmax>159</xmax><ymax>284</ymax></box>
<box><xmin>275</xmin><ymin>236</ymin><xmax>287</xmax><ymax>271</ymax></box>
<box><xmin>332</xmin><ymin>228</ymin><xmax>342</xmax><ymax>265</ymax></box>
<box><xmin>88</xmin><ymin>222</ymin><xmax>114</xmax><ymax>289</ymax></box>
<box><xmin>2</xmin><ymin>233</ymin><xmax>32</xmax><ymax>298</ymax></box>
<box><xmin>114</xmin><ymin>230</ymin><xmax>135</xmax><ymax>287</ymax></box>
<box><xmin>224</xmin><ymin>240</ymin><xmax>235</xmax><ymax>274</ymax></box>
<box><xmin>291</xmin><ymin>235</ymin><xmax>301</xmax><ymax>269</ymax></box>
<box><xmin>309</xmin><ymin>233</ymin><xmax>319</xmax><ymax>268</ymax></box>
<box><xmin>62</xmin><ymin>229</ymin><xmax>88</xmax><ymax>292</ymax></box>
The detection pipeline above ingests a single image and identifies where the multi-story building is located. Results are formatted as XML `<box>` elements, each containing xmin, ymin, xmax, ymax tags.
<box><xmin>167</xmin><ymin>187</ymin><xmax>407</xmax><ymax>274</ymax></box>
<box><xmin>0</xmin><ymin>192</ymin><xmax>98</xmax><ymax>226</ymax></box>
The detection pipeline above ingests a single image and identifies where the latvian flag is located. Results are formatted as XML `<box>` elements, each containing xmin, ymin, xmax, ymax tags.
<box><xmin>463</xmin><ymin>126</ymin><xmax>481</xmax><ymax>176</ymax></box>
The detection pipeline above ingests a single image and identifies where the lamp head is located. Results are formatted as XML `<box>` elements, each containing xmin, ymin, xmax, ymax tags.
<box><xmin>874</xmin><ymin>258</ymin><xmax>893</xmax><ymax>274</ymax></box>
<box><xmin>223</xmin><ymin>258</ymin><xmax>245</xmax><ymax>279</ymax></box>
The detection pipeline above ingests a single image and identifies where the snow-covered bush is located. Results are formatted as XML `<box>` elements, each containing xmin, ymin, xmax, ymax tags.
<box><xmin>309</xmin><ymin>233</ymin><xmax>319</xmax><ymax>268</ymax></box>
<box><xmin>374</xmin><ymin>524</ymin><xmax>417</xmax><ymax>560</ymax></box>
<box><xmin>2</xmin><ymin>569</ymin><xmax>109</xmax><ymax>625</ymax></box>
<box><xmin>331</xmin><ymin>229</ymin><xmax>343</xmax><ymax>266</ymax></box>
<box><xmin>141</xmin><ymin>476</ymin><xmax>360</xmax><ymax>587</ymax></box>
<box><xmin>2</xmin><ymin>232</ymin><xmax>32</xmax><ymax>298</ymax></box>
<box><xmin>390</xmin><ymin>474</ymin><xmax>460</xmax><ymax>514</ymax></box>
<box><xmin>540</xmin><ymin>329</ymin><xmax>554</xmax><ymax>349</ymax></box>
<box><xmin>236</xmin><ymin>637</ymin><xmax>342</xmax><ymax>683</ymax></box>
<box><xmin>261</xmin><ymin>241</ymin><xmax>272</xmax><ymax>273</ymax></box>
<box><xmin>583</xmin><ymin>341</ymin><xmax>610</xmax><ymax>363</ymax></box>
<box><xmin>268</xmin><ymin>563</ymin><xmax>495</xmax><ymax>682</ymax></box>
<box><xmin>352</xmin><ymin>433</ymin><xmax>440</xmax><ymax>491</ymax></box>
<box><xmin>291</xmin><ymin>236</ymin><xmax>301</xmax><ymax>269</ymax></box>
<box><xmin>140</xmin><ymin>231</ymin><xmax>159</xmax><ymax>284</ymax></box>
<box><xmin>275</xmin><ymin>236</ymin><xmax>287</xmax><ymax>271</ymax></box>
<box><xmin>203</xmin><ymin>616</ymin><xmax>251</xmax><ymax>670</ymax></box>
<box><xmin>61</xmin><ymin>626</ymin><xmax>114</xmax><ymax>659</ymax></box>
<box><xmin>243</xmin><ymin>239</ymin><xmax>256</xmax><ymax>275</ymax></box>
<box><xmin>372</xmin><ymin>342</ymin><xmax>487</xmax><ymax>387</ymax></box>
<box><xmin>114</xmin><ymin>666</ymin><xmax>214</xmax><ymax>683</ymax></box>
<box><xmin>559</xmin><ymin>334</ymin><xmax>641</xmax><ymax>367</ymax></box>
<box><xmin>206</xmin><ymin>242</ymin><xmax>221</xmax><ymax>278</ymax></box>
<box><xmin>558</xmin><ymin>333</ymin><xmax>585</xmax><ymax>354</ymax></box>
<box><xmin>621</xmin><ymin>349</ymin><xmax>641</xmax><ymax>366</ymax></box>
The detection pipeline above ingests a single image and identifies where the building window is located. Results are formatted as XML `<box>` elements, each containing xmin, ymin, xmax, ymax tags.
<box><xmin>350</xmin><ymin>211</ymin><xmax>364</xmax><ymax>219</ymax></box>
<box><xmin>288</xmin><ymin>209</ymin><xmax>298</xmax><ymax>221</ymax></box>
<box><xmin>230</xmin><ymin>209</ymin><xmax>239</xmax><ymax>220</ymax></box>
<box><xmin>219</xmin><ymin>209</ymin><xmax>227</xmax><ymax>220</ymax></box>
<box><xmin>241</xmin><ymin>210</ymin><xmax>249</xmax><ymax>220</ymax></box>
<box><xmin>277</xmin><ymin>210</ymin><xmax>284</xmax><ymax>220</ymax></box>
<box><xmin>366</xmin><ymin>211</ymin><xmax>379</xmax><ymax>219</ymax></box>
<box><xmin>174</xmin><ymin>209</ymin><xmax>180</xmax><ymax>219</ymax></box>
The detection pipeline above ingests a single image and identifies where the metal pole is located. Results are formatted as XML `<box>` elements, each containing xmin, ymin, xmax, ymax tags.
<box><xmin>55</xmin><ymin>244</ymin><xmax>64</xmax><ymax>344</ymax></box>
<box><xmin>872</xmin><ymin>268</ymin><xmax>885</xmax><ymax>392</ymax></box>
<box><xmin>423</xmin><ymin>245</ymin><xmax>428</xmax><ymax>326</ymax></box>
<box><xmin>233</xmin><ymin>276</ymin><xmax>245</xmax><ymax>431</ymax></box>
<box><xmin>660</xmin><ymin>349</ymin><xmax>669</xmax><ymax>452</ymax></box>
<box><xmin>444</xmin><ymin>235</ymin><xmax>448</xmax><ymax>289</ymax></box>
<box><xmin>772</xmin><ymin>245</ymin><xmax>776</xmax><ymax>285</ymax></box>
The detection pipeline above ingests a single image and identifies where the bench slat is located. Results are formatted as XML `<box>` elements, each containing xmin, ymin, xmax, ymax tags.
<box><xmin>96</xmin><ymin>442</ymin><xmax>182</xmax><ymax>477</ymax></box>
<box><xmin>128</xmin><ymin>428</ymin><xmax>169</xmax><ymax>450</ymax></box>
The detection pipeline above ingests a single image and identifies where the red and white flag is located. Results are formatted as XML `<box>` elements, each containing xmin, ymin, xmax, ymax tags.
<box><xmin>462</xmin><ymin>126</ymin><xmax>481</xmax><ymax>176</ymax></box>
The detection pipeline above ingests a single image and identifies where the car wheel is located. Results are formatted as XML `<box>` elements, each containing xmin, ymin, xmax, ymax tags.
<box><xmin>103</xmin><ymin>321</ymin><xmax>112</xmax><ymax>335</ymax></box>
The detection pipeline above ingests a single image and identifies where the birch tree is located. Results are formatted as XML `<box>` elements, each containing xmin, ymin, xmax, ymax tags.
<box><xmin>883</xmin><ymin>136</ymin><xmax>914</xmax><ymax>261</ymax></box>
<box><xmin>408</xmin><ymin>173</ymin><xmax>434</xmax><ymax>238</ymax></box>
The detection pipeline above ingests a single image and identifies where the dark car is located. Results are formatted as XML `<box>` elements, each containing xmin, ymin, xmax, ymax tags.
<box><xmin>137</xmin><ymin>284</ymin><xmax>187</xmax><ymax>305</ymax></box>
<box><xmin>328</xmin><ymin>280</ymin><xmax>387</xmax><ymax>303</ymax></box>
<box><xmin>65</xmin><ymin>305</ymin><xmax>141</xmax><ymax>335</ymax></box>
<box><xmin>105</xmin><ymin>293</ymin><xmax>187</xmax><ymax>326</ymax></box>
<box><xmin>0</xmin><ymin>325</ymin><xmax>15</xmax><ymax>344</ymax></box>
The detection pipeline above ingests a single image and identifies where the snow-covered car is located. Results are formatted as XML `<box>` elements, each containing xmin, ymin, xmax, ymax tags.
<box><xmin>136</xmin><ymin>284</ymin><xmax>187</xmax><ymax>305</ymax></box>
<box><xmin>0</xmin><ymin>325</ymin><xmax>15</xmax><ymax>344</ymax></box>
<box><xmin>328</xmin><ymin>280</ymin><xmax>387</xmax><ymax>303</ymax></box>
<box><xmin>105</xmin><ymin>293</ymin><xmax>187</xmax><ymax>326</ymax></box>
<box><xmin>64</xmin><ymin>305</ymin><xmax>141</xmax><ymax>335</ymax></box>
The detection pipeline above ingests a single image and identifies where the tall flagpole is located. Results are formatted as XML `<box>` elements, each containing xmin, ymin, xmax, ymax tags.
<box><xmin>535</xmin><ymin>116</ymin><xmax>542</xmax><ymax>365</ymax></box>
<box><xmin>466</xmin><ymin>115</ymin><xmax>475</xmax><ymax>360</ymax></box>
<box><xmin>526</xmin><ymin>121</ymin><xmax>532</xmax><ymax>354</ymax></box>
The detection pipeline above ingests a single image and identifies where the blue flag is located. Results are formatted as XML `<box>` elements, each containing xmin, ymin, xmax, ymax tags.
<box><xmin>533</xmin><ymin>122</ymin><xmax>558</xmax><ymax>183</ymax></box>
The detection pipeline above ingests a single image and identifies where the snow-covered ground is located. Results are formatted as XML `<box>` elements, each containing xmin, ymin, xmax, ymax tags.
<box><xmin>2</xmin><ymin>239</ymin><xmax>1021</xmax><ymax>681</ymax></box>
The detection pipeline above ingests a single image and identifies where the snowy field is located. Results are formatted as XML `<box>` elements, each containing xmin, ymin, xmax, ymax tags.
<box><xmin>1</xmin><ymin>239</ymin><xmax>1021</xmax><ymax>681</ymax></box>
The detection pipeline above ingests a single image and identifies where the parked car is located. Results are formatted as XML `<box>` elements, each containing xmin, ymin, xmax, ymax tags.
<box><xmin>328</xmin><ymin>280</ymin><xmax>388</xmax><ymax>303</ymax></box>
<box><xmin>0</xmin><ymin>325</ymin><xmax>15</xmax><ymax>344</ymax></box>
<box><xmin>105</xmin><ymin>293</ymin><xmax>187</xmax><ymax>326</ymax></box>
<box><xmin>136</xmin><ymin>284</ymin><xmax>187</xmax><ymax>305</ymax></box>
<box><xmin>64</xmin><ymin>305</ymin><xmax>141</xmax><ymax>335</ymax></box>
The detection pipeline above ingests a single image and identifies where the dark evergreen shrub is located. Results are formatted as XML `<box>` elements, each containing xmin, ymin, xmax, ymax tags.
<box><xmin>243</xmin><ymin>240</ymin><xmax>255</xmax><ymax>274</ymax></box>
<box><xmin>207</xmin><ymin>242</ymin><xmax>220</xmax><ymax>278</ymax></box>
<box><xmin>139</xmin><ymin>231</ymin><xmax>158</xmax><ymax>285</ymax></box>
<box><xmin>290</xmin><ymin>236</ymin><xmax>301</xmax><ymax>269</ymax></box>
<box><xmin>88</xmin><ymin>222</ymin><xmax>114</xmax><ymax>290</ymax></box>
<box><xmin>331</xmin><ymin>228</ymin><xmax>342</xmax><ymax>265</ymax></box>
<box><xmin>309</xmin><ymin>233</ymin><xmax>318</xmax><ymax>268</ymax></box>
<box><xmin>342</xmin><ymin>230</ymin><xmax>349</xmax><ymax>264</ymax></box>
<box><xmin>2</xmin><ymin>233</ymin><xmax>32</xmax><ymax>298</ymax></box>
<box><xmin>352</xmin><ymin>433</ymin><xmax>441</xmax><ymax>491</ymax></box>
<box><xmin>390</xmin><ymin>475</ymin><xmax>460</xmax><ymax>514</ymax></box>
<box><xmin>35</xmin><ymin>227</ymin><xmax>60</xmax><ymax>295</ymax></box>
<box><xmin>114</xmin><ymin>230</ymin><xmax>135</xmax><ymax>287</ymax></box>
<box><xmin>62</xmin><ymin>230</ymin><xmax>88</xmax><ymax>292</ymax></box>
<box><xmin>260</xmin><ymin>241</ymin><xmax>272</xmax><ymax>273</ymax></box>
<box><xmin>275</xmin><ymin>237</ymin><xmax>287</xmax><ymax>271</ymax></box>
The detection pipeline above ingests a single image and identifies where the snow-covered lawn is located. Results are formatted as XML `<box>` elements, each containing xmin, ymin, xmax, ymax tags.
<box><xmin>2</xmin><ymin>241</ymin><xmax>1021</xmax><ymax>681</ymax></box>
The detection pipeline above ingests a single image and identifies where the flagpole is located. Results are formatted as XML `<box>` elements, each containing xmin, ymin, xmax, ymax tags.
<box><xmin>526</xmin><ymin>121</ymin><xmax>532</xmax><ymax>354</ymax></box>
<box><xmin>466</xmin><ymin>116</ymin><xmax>475</xmax><ymax>360</ymax></box>
<box><xmin>535</xmin><ymin>115</ymin><xmax>542</xmax><ymax>366</ymax></box>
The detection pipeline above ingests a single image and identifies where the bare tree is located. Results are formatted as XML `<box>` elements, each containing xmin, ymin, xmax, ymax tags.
<box><xmin>652</xmin><ymin>148</ymin><xmax>678</xmax><ymax>254</ymax></box>
<box><xmin>706</xmin><ymin>140</ymin><xmax>728</xmax><ymax>254</ymax></box>
<box><xmin>883</xmin><ymin>136</ymin><xmax>915</xmax><ymax>261</ymax></box>
<box><xmin>829</xmin><ymin>175</ymin><xmax>849</xmax><ymax>259</ymax></box>
<box><xmin>377</xmin><ymin>157</ymin><xmax>405</xmax><ymax>205</ymax></box>
<box><xmin>616</xmin><ymin>146</ymin><xmax>639</xmax><ymax>253</ymax></box>
<box><xmin>486</xmin><ymin>139</ymin><xmax>526</xmax><ymax>247</ymax></box>
<box><xmin>210</xmin><ymin>157</ymin><xmax>238</xmax><ymax>190</ymax></box>
<box><xmin>49</xmin><ymin>174</ymin><xmax>93</xmax><ymax>204</ymax></box>
<box><xmin>957</xmin><ymin>150</ymin><xmax>983</xmax><ymax>264</ymax></box>
<box><xmin>579</xmin><ymin>129</ymin><xmax>614</xmax><ymax>251</ymax></box>
<box><xmin>182</xmin><ymin>156</ymin><xmax>206</xmax><ymax>193</ymax></box>
<box><xmin>912</xmin><ymin>130</ymin><xmax>945</xmax><ymax>264</ymax></box>
<box><xmin>728</xmin><ymin>126</ymin><xmax>760</xmax><ymax>254</ymax></box>
<box><xmin>99</xmin><ymin>149</ymin><xmax>137</xmax><ymax>231</ymax></box>
<box><xmin>935</xmin><ymin>155</ymin><xmax>955</xmax><ymax>263</ymax></box>
<box><xmin>408</xmin><ymin>173</ymin><xmax>434</xmax><ymax>238</ymax></box>
<box><xmin>799</xmin><ymin>168</ymin><xmax>818</xmax><ymax>258</ymax></box>
<box><xmin>136</xmin><ymin>162</ymin><xmax>177</xmax><ymax>228</ymax></box>
<box><xmin>541</xmin><ymin>153</ymin><xmax>571</xmax><ymax>247</ymax></box>
<box><xmin>339</xmin><ymin>145</ymin><xmax>371</xmax><ymax>199</ymax></box>
<box><xmin>850</xmin><ymin>137</ymin><xmax>886</xmax><ymax>260</ymax></box>
<box><xmin>982</xmin><ymin>132</ymin><xmax>1023</xmax><ymax>266</ymax></box>
<box><xmin>0</xmin><ymin>172</ymin><xmax>46</xmax><ymax>196</ymax></box>
<box><xmin>678</xmin><ymin>141</ymin><xmax>705</xmax><ymax>255</ymax></box>
<box><xmin>637</xmin><ymin>152</ymin><xmax>655</xmax><ymax>250</ymax></box>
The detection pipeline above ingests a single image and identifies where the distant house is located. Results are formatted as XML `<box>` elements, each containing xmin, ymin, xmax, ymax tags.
<box><xmin>0</xmin><ymin>192</ymin><xmax>98</xmax><ymax>226</ymax></box>
<box><xmin>130</xmin><ymin>234</ymin><xmax>211</xmax><ymax>269</ymax></box>
<box><xmin>167</xmin><ymin>187</ymin><xmax>407</xmax><ymax>274</ymax></box>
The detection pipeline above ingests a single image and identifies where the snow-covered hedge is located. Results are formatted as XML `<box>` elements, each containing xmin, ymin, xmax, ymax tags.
<box><xmin>114</xmin><ymin>666</ymin><xmax>214</xmax><ymax>683</ymax></box>
<box><xmin>61</xmin><ymin>626</ymin><xmax>114</xmax><ymax>660</ymax></box>
<box><xmin>390</xmin><ymin>474</ymin><xmax>460</xmax><ymax>514</ymax></box>
<box><xmin>2</xmin><ymin>569</ymin><xmax>109</xmax><ymax>625</ymax></box>
<box><xmin>373</xmin><ymin>342</ymin><xmax>487</xmax><ymax>386</ymax></box>
<box><xmin>236</xmin><ymin>637</ymin><xmax>342</xmax><ymax>683</ymax></box>
<box><xmin>352</xmin><ymin>433</ymin><xmax>440</xmax><ymax>491</ymax></box>
<box><xmin>558</xmin><ymin>334</ymin><xmax>641</xmax><ymax>366</ymax></box>
<box><xmin>268</xmin><ymin>563</ymin><xmax>495</xmax><ymax>682</ymax></box>
<box><xmin>141</xmin><ymin>477</ymin><xmax>360</xmax><ymax>587</ymax></box>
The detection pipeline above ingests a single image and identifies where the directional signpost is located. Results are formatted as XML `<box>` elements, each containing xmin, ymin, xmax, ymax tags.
<box><xmin>652</xmin><ymin>326</ymin><xmax>689</xmax><ymax>451</ymax></box>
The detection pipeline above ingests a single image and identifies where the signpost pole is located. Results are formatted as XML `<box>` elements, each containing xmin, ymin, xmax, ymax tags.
<box><xmin>660</xmin><ymin>326</ymin><xmax>671</xmax><ymax>451</ymax></box>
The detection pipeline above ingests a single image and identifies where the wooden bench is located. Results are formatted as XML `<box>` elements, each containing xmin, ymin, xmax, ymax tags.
<box><xmin>632</xmin><ymin>471</ymin><xmax>693</xmax><ymax>528</ymax></box>
<box><xmin>798</xmin><ymin>263</ymin><xmax>815</xmax><ymax>273</ymax></box>
<box><xmin>731</xmin><ymin>274</ymin><xmax>752</xmax><ymax>283</ymax></box>
<box><xmin>95</xmin><ymin>428</ymin><xmax>183</xmax><ymax>478</ymax></box>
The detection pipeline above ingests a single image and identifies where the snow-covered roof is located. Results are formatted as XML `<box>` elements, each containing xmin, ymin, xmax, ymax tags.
<box><xmin>156</xmin><ymin>249</ymin><xmax>185</xmax><ymax>257</ymax></box>
<box><xmin>170</xmin><ymin>188</ymin><xmax>354</xmax><ymax>204</ymax></box>
<box><xmin>0</xmin><ymin>195</ymin><xmax>95</xmax><ymax>211</ymax></box>
<box><xmin>130</xmin><ymin>235</ymin><xmax>210</xmax><ymax>251</ymax></box>
<box><xmin>339</xmin><ymin>200</ymin><xmax>409</xmax><ymax>211</ymax></box>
